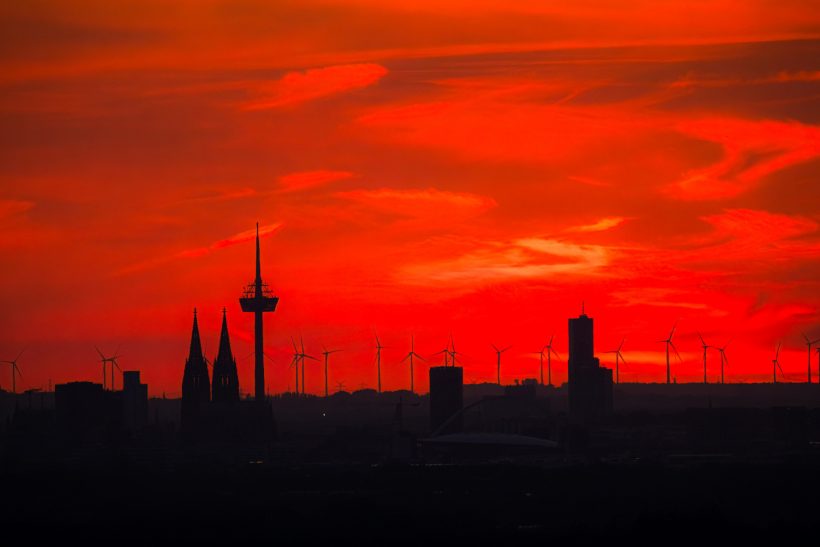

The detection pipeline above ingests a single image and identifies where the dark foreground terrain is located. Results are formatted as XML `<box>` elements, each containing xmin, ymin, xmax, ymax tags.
<box><xmin>3</xmin><ymin>457</ymin><xmax>820</xmax><ymax>545</ymax></box>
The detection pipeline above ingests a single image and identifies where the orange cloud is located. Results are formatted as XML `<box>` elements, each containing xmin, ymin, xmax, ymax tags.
<box><xmin>336</xmin><ymin>187</ymin><xmax>496</xmax><ymax>217</ymax></box>
<box><xmin>119</xmin><ymin>222</ymin><xmax>284</xmax><ymax>275</ymax></box>
<box><xmin>243</xmin><ymin>63</ymin><xmax>388</xmax><ymax>110</ymax></box>
<box><xmin>668</xmin><ymin>119</ymin><xmax>820</xmax><ymax>200</ymax></box>
<box><xmin>568</xmin><ymin>216</ymin><xmax>630</xmax><ymax>233</ymax></box>
<box><xmin>278</xmin><ymin>170</ymin><xmax>354</xmax><ymax>192</ymax></box>
<box><xmin>0</xmin><ymin>199</ymin><xmax>34</xmax><ymax>219</ymax></box>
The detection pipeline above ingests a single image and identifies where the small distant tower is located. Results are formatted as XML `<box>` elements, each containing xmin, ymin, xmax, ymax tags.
<box><xmin>182</xmin><ymin>309</ymin><xmax>210</xmax><ymax>428</ymax></box>
<box><xmin>240</xmin><ymin>224</ymin><xmax>279</xmax><ymax>402</ymax></box>
<box><xmin>212</xmin><ymin>308</ymin><xmax>240</xmax><ymax>404</ymax></box>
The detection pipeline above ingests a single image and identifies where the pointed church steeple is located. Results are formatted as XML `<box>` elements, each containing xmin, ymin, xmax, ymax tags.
<box><xmin>182</xmin><ymin>308</ymin><xmax>210</xmax><ymax>428</ymax></box>
<box><xmin>189</xmin><ymin>308</ymin><xmax>204</xmax><ymax>361</ymax></box>
<box><xmin>212</xmin><ymin>307</ymin><xmax>240</xmax><ymax>403</ymax></box>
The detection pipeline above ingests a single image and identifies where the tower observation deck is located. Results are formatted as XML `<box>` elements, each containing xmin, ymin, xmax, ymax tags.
<box><xmin>239</xmin><ymin>223</ymin><xmax>279</xmax><ymax>401</ymax></box>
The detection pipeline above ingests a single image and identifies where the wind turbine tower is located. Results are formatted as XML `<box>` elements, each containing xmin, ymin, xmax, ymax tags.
<box><xmin>697</xmin><ymin>333</ymin><xmax>711</xmax><ymax>384</ymax></box>
<box><xmin>659</xmin><ymin>322</ymin><xmax>681</xmax><ymax>385</ymax></box>
<box><xmin>772</xmin><ymin>342</ymin><xmax>784</xmax><ymax>384</ymax></box>
<box><xmin>544</xmin><ymin>335</ymin><xmax>559</xmax><ymax>387</ymax></box>
<box><xmin>803</xmin><ymin>333</ymin><xmax>820</xmax><ymax>384</ymax></box>
<box><xmin>239</xmin><ymin>223</ymin><xmax>279</xmax><ymax>402</ymax></box>
<box><xmin>321</xmin><ymin>346</ymin><xmax>341</xmax><ymax>397</ymax></box>
<box><xmin>492</xmin><ymin>344</ymin><xmax>511</xmax><ymax>385</ymax></box>
<box><xmin>718</xmin><ymin>342</ymin><xmax>730</xmax><ymax>384</ymax></box>
<box><xmin>0</xmin><ymin>349</ymin><xmax>24</xmax><ymax>394</ymax></box>
<box><xmin>401</xmin><ymin>335</ymin><xmax>425</xmax><ymax>394</ymax></box>
<box><xmin>375</xmin><ymin>334</ymin><xmax>385</xmax><ymax>393</ymax></box>
<box><xmin>605</xmin><ymin>339</ymin><xmax>626</xmax><ymax>385</ymax></box>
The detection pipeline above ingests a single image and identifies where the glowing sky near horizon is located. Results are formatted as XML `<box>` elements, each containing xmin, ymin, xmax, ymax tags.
<box><xmin>1</xmin><ymin>1</ymin><xmax>819</xmax><ymax>396</ymax></box>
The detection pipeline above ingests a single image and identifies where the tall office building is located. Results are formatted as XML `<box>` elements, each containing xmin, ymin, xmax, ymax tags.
<box><xmin>568</xmin><ymin>310</ymin><xmax>613</xmax><ymax>425</ymax></box>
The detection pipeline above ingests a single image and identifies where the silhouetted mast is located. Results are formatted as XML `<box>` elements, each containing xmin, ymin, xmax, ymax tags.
<box><xmin>240</xmin><ymin>223</ymin><xmax>279</xmax><ymax>401</ymax></box>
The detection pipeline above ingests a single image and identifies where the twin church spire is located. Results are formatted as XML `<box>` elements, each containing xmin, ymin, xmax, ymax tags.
<box><xmin>182</xmin><ymin>306</ymin><xmax>240</xmax><ymax>422</ymax></box>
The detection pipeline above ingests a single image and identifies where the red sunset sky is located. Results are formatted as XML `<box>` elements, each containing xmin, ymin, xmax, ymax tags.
<box><xmin>1</xmin><ymin>1</ymin><xmax>819</xmax><ymax>396</ymax></box>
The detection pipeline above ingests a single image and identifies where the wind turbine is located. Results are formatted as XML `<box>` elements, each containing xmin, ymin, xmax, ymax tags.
<box><xmin>374</xmin><ymin>334</ymin><xmax>385</xmax><ymax>393</ymax></box>
<box><xmin>449</xmin><ymin>335</ymin><xmax>465</xmax><ymax>367</ymax></box>
<box><xmin>697</xmin><ymin>333</ymin><xmax>711</xmax><ymax>384</ymax></box>
<box><xmin>300</xmin><ymin>337</ymin><xmax>318</xmax><ymax>396</ymax></box>
<box><xmin>772</xmin><ymin>342</ymin><xmax>784</xmax><ymax>384</ymax></box>
<box><xmin>401</xmin><ymin>335</ymin><xmax>425</xmax><ymax>394</ymax></box>
<box><xmin>658</xmin><ymin>322</ymin><xmax>681</xmax><ymax>384</ymax></box>
<box><xmin>544</xmin><ymin>335</ymin><xmax>559</xmax><ymax>387</ymax></box>
<box><xmin>717</xmin><ymin>341</ymin><xmax>730</xmax><ymax>384</ymax></box>
<box><xmin>321</xmin><ymin>346</ymin><xmax>341</xmax><ymax>397</ymax></box>
<box><xmin>604</xmin><ymin>339</ymin><xmax>627</xmax><ymax>385</ymax></box>
<box><xmin>290</xmin><ymin>337</ymin><xmax>301</xmax><ymax>394</ymax></box>
<box><xmin>491</xmin><ymin>344</ymin><xmax>511</xmax><ymax>385</ymax></box>
<box><xmin>0</xmin><ymin>349</ymin><xmax>25</xmax><ymax>394</ymax></box>
<box><xmin>532</xmin><ymin>348</ymin><xmax>546</xmax><ymax>386</ymax></box>
<box><xmin>802</xmin><ymin>333</ymin><xmax>820</xmax><ymax>384</ymax></box>
<box><xmin>95</xmin><ymin>346</ymin><xmax>121</xmax><ymax>391</ymax></box>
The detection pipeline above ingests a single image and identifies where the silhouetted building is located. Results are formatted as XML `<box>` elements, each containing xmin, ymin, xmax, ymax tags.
<box><xmin>430</xmin><ymin>366</ymin><xmax>463</xmax><ymax>435</ymax></box>
<box><xmin>212</xmin><ymin>309</ymin><xmax>239</xmax><ymax>404</ymax></box>
<box><xmin>122</xmin><ymin>371</ymin><xmax>148</xmax><ymax>431</ymax></box>
<box><xmin>181</xmin><ymin>309</ymin><xmax>210</xmax><ymax>431</ymax></box>
<box><xmin>568</xmin><ymin>310</ymin><xmax>613</xmax><ymax>425</ymax></box>
<box><xmin>55</xmin><ymin>382</ymin><xmax>107</xmax><ymax>429</ymax></box>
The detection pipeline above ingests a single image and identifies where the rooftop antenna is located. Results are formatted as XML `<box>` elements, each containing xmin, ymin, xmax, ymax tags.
<box><xmin>581</xmin><ymin>301</ymin><xmax>586</xmax><ymax>315</ymax></box>
<box><xmin>321</xmin><ymin>346</ymin><xmax>341</xmax><ymax>398</ymax></box>
<box><xmin>802</xmin><ymin>333</ymin><xmax>820</xmax><ymax>384</ymax></box>
<box><xmin>491</xmin><ymin>343</ymin><xmax>511</xmax><ymax>385</ymax></box>
<box><xmin>335</xmin><ymin>381</ymin><xmax>345</xmax><ymax>393</ymax></box>
<box><xmin>658</xmin><ymin>321</ymin><xmax>681</xmax><ymax>384</ymax></box>
<box><xmin>375</xmin><ymin>333</ymin><xmax>385</xmax><ymax>393</ymax></box>
<box><xmin>697</xmin><ymin>333</ymin><xmax>712</xmax><ymax>384</ymax></box>
<box><xmin>544</xmin><ymin>335</ymin><xmax>559</xmax><ymax>387</ymax></box>
<box><xmin>0</xmin><ymin>348</ymin><xmax>25</xmax><ymax>394</ymax></box>
<box><xmin>604</xmin><ymin>338</ymin><xmax>627</xmax><ymax>385</ymax></box>
<box><xmin>300</xmin><ymin>336</ymin><xmax>318</xmax><ymax>396</ymax></box>
<box><xmin>401</xmin><ymin>335</ymin><xmax>426</xmax><ymax>394</ymax></box>
<box><xmin>772</xmin><ymin>342</ymin><xmax>784</xmax><ymax>384</ymax></box>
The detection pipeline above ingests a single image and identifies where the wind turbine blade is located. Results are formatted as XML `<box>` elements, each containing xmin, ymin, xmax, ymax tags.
<box><xmin>550</xmin><ymin>348</ymin><xmax>560</xmax><ymax>359</ymax></box>
<box><xmin>697</xmin><ymin>332</ymin><xmax>705</xmax><ymax>346</ymax></box>
<box><xmin>619</xmin><ymin>352</ymin><xmax>627</xmax><ymax>365</ymax></box>
<box><xmin>95</xmin><ymin>346</ymin><xmax>105</xmax><ymax>360</ymax></box>
<box><xmin>776</xmin><ymin>342</ymin><xmax>781</xmax><ymax>359</ymax></box>
<box><xmin>491</xmin><ymin>343</ymin><xmax>499</xmax><ymax>352</ymax></box>
<box><xmin>670</xmin><ymin>341</ymin><xmax>682</xmax><ymax>362</ymax></box>
<box><xmin>618</xmin><ymin>338</ymin><xmax>625</xmax><ymax>351</ymax></box>
<box><xmin>15</xmin><ymin>348</ymin><xmax>26</xmax><ymax>362</ymax></box>
<box><xmin>291</xmin><ymin>337</ymin><xmax>298</xmax><ymax>352</ymax></box>
<box><xmin>502</xmin><ymin>346</ymin><xmax>512</xmax><ymax>352</ymax></box>
<box><xmin>411</xmin><ymin>352</ymin><xmax>426</xmax><ymax>362</ymax></box>
<box><xmin>549</xmin><ymin>334</ymin><xmax>554</xmax><ymax>346</ymax></box>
